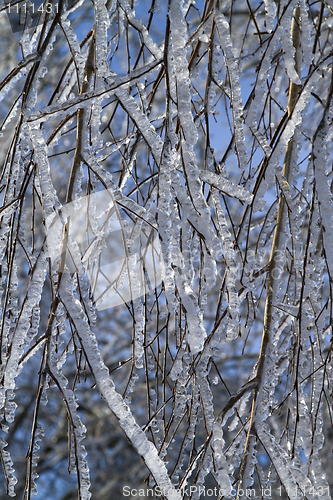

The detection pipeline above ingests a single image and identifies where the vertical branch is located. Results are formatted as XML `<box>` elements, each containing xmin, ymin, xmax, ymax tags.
<box><xmin>256</xmin><ymin>5</ymin><xmax>301</xmax><ymax>388</ymax></box>
<box><xmin>66</xmin><ymin>32</ymin><xmax>95</xmax><ymax>204</ymax></box>
<box><xmin>237</xmin><ymin>6</ymin><xmax>302</xmax><ymax>495</ymax></box>
<box><xmin>255</xmin><ymin>4</ymin><xmax>301</xmax><ymax>404</ymax></box>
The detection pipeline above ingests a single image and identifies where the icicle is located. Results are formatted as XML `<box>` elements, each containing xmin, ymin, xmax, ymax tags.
<box><xmin>160</xmin><ymin>166</ymin><xmax>210</xmax><ymax>351</ymax></box>
<box><xmin>26</xmin><ymin>87</ymin><xmax>98</xmax><ymax>123</ymax></box>
<box><xmin>168</xmin><ymin>0</ymin><xmax>197</xmax><ymax>147</ymax></box>
<box><xmin>48</xmin><ymin>362</ymin><xmax>91</xmax><ymax>499</ymax></box>
<box><xmin>0</xmin><ymin>438</ymin><xmax>17</xmax><ymax>497</ymax></box>
<box><xmin>281</xmin><ymin>78</ymin><xmax>312</xmax><ymax>152</ymax></box>
<box><xmin>280</xmin><ymin>2</ymin><xmax>302</xmax><ymax>86</ymax></box>
<box><xmin>174</xmin><ymin>267</ymin><xmax>206</xmax><ymax>354</ymax></box>
<box><xmin>253</xmin><ymin>75</ymin><xmax>313</xmax><ymax>212</ymax></box>
<box><xmin>263</xmin><ymin>0</ymin><xmax>277</xmax><ymax>33</ymax></box>
<box><xmin>29</xmin><ymin>423</ymin><xmax>45</xmax><ymax>495</ymax></box>
<box><xmin>299</xmin><ymin>0</ymin><xmax>313</xmax><ymax>67</ymax></box>
<box><xmin>306</xmin><ymin>346</ymin><xmax>330</xmax><ymax>494</ymax></box>
<box><xmin>89</xmin><ymin>97</ymin><xmax>104</xmax><ymax>152</ymax></box>
<box><xmin>3</xmin><ymin>250</ymin><xmax>48</xmax><ymax>392</ymax></box>
<box><xmin>291</xmin><ymin>196</ymin><xmax>330</xmax><ymax>494</ymax></box>
<box><xmin>54</xmin><ymin>66</ymin><xmax>77</xmax><ymax>105</ymax></box>
<box><xmin>257</xmin><ymin>424</ymin><xmax>313</xmax><ymax>499</ymax></box>
<box><xmin>313</xmin><ymin>86</ymin><xmax>333</xmax><ymax>279</ymax></box>
<box><xmin>157</xmin><ymin>139</ymin><xmax>179</xmax><ymax>311</ymax></box>
<box><xmin>60</xmin><ymin>18</ymin><xmax>86</xmax><ymax>88</ymax></box>
<box><xmin>0</xmin><ymin>201</ymin><xmax>19</xmax><ymax>256</ymax></box>
<box><xmin>28</xmin><ymin>123</ymin><xmax>62</xmax><ymax>218</ymax></box>
<box><xmin>212</xmin><ymin>190</ymin><xmax>240</xmax><ymax>339</ymax></box>
<box><xmin>0</xmin><ymin>64</ymin><xmax>31</xmax><ymax>105</ymax></box>
<box><xmin>118</xmin><ymin>0</ymin><xmax>163</xmax><ymax>61</ymax></box>
<box><xmin>24</xmin><ymin>34</ymin><xmax>57</xmax><ymax>113</ymax></box>
<box><xmin>245</xmin><ymin>1</ymin><xmax>296</xmax><ymax>132</ymax></box>
<box><xmin>201</xmin><ymin>170</ymin><xmax>253</xmax><ymax>205</ymax></box>
<box><xmin>178</xmin><ymin>445</ymin><xmax>205</xmax><ymax>492</ymax></box>
<box><xmin>59</xmin><ymin>273</ymin><xmax>182</xmax><ymax>500</ymax></box>
<box><xmin>170</xmin><ymin>349</ymin><xmax>190</xmax><ymax>419</ymax></box>
<box><xmin>212</xmin><ymin>422</ymin><xmax>233</xmax><ymax>494</ymax></box>
<box><xmin>195</xmin><ymin>359</ymin><xmax>215</xmax><ymax>433</ymax></box>
<box><xmin>0</xmin><ymin>390</ymin><xmax>17</xmax><ymax>427</ymax></box>
<box><xmin>248</xmin><ymin>126</ymin><xmax>272</xmax><ymax>158</ymax></box>
<box><xmin>167</xmin><ymin>0</ymin><xmax>223</xmax><ymax>263</ymax></box>
<box><xmin>241</xmin><ymin>434</ymin><xmax>257</xmax><ymax>491</ymax></box>
<box><xmin>298</xmin><ymin>198</ymin><xmax>326</xmax><ymax>340</ymax></box>
<box><xmin>253</xmin><ymin>312</ymin><xmax>290</xmax><ymax>426</ymax></box>
<box><xmin>27</xmin><ymin>56</ymin><xmax>163</xmax><ymax>124</ymax></box>
<box><xmin>115</xmin><ymin>89</ymin><xmax>163</xmax><ymax>164</ymax></box>
<box><xmin>180</xmin><ymin>218</ymin><xmax>196</xmax><ymax>286</ymax></box>
<box><xmin>94</xmin><ymin>0</ymin><xmax>110</xmax><ymax>86</ymax></box>
<box><xmin>126</xmin><ymin>222</ymin><xmax>145</xmax><ymax>368</ymax></box>
<box><xmin>0</xmin><ymin>98</ymin><xmax>21</xmax><ymax>134</ymax></box>
<box><xmin>189</xmin><ymin>448</ymin><xmax>214</xmax><ymax>500</ymax></box>
<box><xmin>225</xmin><ymin>422</ymin><xmax>247</xmax><ymax>480</ymax></box>
<box><xmin>214</xmin><ymin>10</ymin><xmax>249</xmax><ymax>172</ymax></box>
<box><xmin>170</xmin><ymin>169</ymin><xmax>222</xmax><ymax>261</ymax></box>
